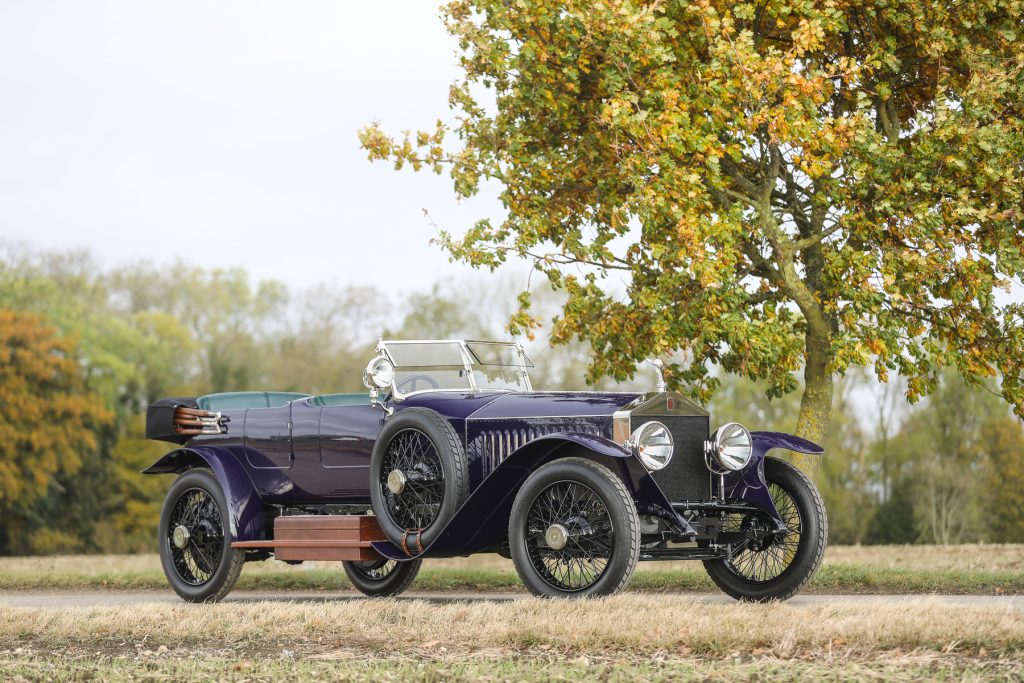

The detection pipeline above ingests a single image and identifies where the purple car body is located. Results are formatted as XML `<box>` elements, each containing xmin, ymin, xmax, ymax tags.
<box><xmin>144</xmin><ymin>389</ymin><xmax>822</xmax><ymax>559</ymax></box>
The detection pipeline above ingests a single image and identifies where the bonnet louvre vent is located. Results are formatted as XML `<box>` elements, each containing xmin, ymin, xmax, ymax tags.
<box><xmin>475</xmin><ymin>423</ymin><xmax>604</xmax><ymax>476</ymax></box>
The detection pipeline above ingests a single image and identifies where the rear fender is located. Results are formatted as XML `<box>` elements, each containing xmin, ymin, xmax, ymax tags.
<box><xmin>142</xmin><ymin>446</ymin><xmax>266</xmax><ymax>541</ymax></box>
<box><xmin>724</xmin><ymin>431</ymin><xmax>824</xmax><ymax>529</ymax></box>
<box><xmin>372</xmin><ymin>432</ymin><xmax>694</xmax><ymax>561</ymax></box>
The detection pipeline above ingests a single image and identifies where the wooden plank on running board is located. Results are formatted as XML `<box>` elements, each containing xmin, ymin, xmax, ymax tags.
<box><xmin>274</xmin><ymin>546</ymin><xmax>380</xmax><ymax>562</ymax></box>
<box><xmin>275</xmin><ymin>515</ymin><xmax>384</xmax><ymax>534</ymax></box>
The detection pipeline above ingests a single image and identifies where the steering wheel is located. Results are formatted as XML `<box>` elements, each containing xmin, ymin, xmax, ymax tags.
<box><xmin>397</xmin><ymin>374</ymin><xmax>440</xmax><ymax>393</ymax></box>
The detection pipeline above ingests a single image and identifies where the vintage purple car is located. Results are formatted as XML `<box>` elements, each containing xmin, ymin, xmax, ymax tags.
<box><xmin>143</xmin><ymin>339</ymin><xmax>826</xmax><ymax>601</ymax></box>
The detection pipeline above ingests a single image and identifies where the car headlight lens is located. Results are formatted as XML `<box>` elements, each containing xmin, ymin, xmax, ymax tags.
<box><xmin>629</xmin><ymin>421</ymin><xmax>674</xmax><ymax>471</ymax></box>
<box><xmin>363</xmin><ymin>356</ymin><xmax>395</xmax><ymax>390</ymax></box>
<box><xmin>708</xmin><ymin>422</ymin><xmax>752</xmax><ymax>472</ymax></box>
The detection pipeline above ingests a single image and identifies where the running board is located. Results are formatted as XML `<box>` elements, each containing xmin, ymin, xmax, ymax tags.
<box><xmin>231</xmin><ymin>515</ymin><xmax>386</xmax><ymax>562</ymax></box>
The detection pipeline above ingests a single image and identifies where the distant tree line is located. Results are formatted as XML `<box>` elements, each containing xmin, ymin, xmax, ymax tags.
<box><xmin>0</xmin><ymin>244</ymin><xmax>1021</xmax><ymax>553</ymax></box>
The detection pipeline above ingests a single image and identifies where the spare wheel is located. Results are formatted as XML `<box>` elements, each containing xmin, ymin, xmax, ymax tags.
<box><xmin>369</xmin><ymin>407</ymin><xmax>469</xmax><ymax>553</ymax></box>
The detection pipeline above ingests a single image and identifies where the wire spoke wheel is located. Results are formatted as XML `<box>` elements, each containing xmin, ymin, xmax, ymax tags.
<box><xmin>166</xmin><ymin>487</ymin><xmax>225</xmax><ymax>586</ymax></box>
<box><xmin>724</xmin><ymin>482</ymin><xmax>802</xmax><ymax>584</ymax></box>
<box><xmin>705</xmin><ymin>458</ymin><xmax>826</xmax><ymax>602</ymax></box>
<box><xmin>159</xmin><ymin>469</ymin><xmax>245</xmax><ymax>603</ymax></box>
<box><xmin>349</xmin><ymin>559</ymin><xmax>399</xmax><ymax>581</ymax></box>
<box><xmin>343</xmin><ymin>556</ymin><xmax>422</xmax><ymax>597</ymax></box>
<box><xmin>524</xmin><ymin>480</ymin><xmax>614</xmax><ymax>592</ymax></box>
<box><xmin>379</xmin><ymin>428</ymin><xmax>445</xmax><ymax>530</ymax></box>
<box><xmin>369</xmin><ymin>408</ymin><xmax>469</xmax><ymax>551</ymax></box>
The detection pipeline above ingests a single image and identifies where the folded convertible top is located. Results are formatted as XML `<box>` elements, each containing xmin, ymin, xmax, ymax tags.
<box><xmin>145</xmin><ymin>391</ymin><xmax>310</xmax><ymax>444</ymax></box>
<box><xmin>146</xmin><ymin>397</ymin><xmax>231</xmax><ymax>444</ymax></box>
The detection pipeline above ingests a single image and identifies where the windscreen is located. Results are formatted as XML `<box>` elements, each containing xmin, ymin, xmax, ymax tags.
<box><xmin>385</xmin><ymin>341</ymin><xmax>466</xmax><ymax>367</ymax></box>
<box><xmin>380</xmin><ymin>340</ymin><xmax>532</xmax><ymax>396</ymax></box>
<box><xmin>466</xmin><ymin>341</ymin><xmax>534</xmax><ymax>367</ymax></box>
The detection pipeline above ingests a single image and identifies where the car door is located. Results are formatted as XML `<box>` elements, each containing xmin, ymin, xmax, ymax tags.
<box><xmin>317</xmin><ymin>403</ymin><xmax>383</xmax><ymax>498</ymax></box>
<box><xmin>243</xmin><ymin>405</ymin><xmax>293</xmax><ymax>469</ymax></box>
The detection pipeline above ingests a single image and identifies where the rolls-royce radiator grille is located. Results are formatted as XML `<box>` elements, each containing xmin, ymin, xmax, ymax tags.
<box><xmin>632</xmin><ymin>414</ymin><xmax>711</xmax><ymax>503</ymax></box>
<box><xmin>472</xmin><ymin>422</ymin><xmax>605</xmax><ymax>476</ymax></box>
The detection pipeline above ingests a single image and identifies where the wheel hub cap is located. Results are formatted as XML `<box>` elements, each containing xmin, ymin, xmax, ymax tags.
<box><xmin>172</xmin><ymin>525</ymin><xmax>190</xmax><ymax>549</ymax></box>
<box><xmin>545</xmin><ymin>523</ymin><xmax>569</xmax><ymax>550</ymax></box>
<box><xmin>387</xmin><ymin>469</ymin><xmax>407</xmax><ymax>495</ymax></box>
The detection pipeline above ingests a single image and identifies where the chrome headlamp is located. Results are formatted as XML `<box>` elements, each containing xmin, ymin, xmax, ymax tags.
<box><xmin>705</xmin><ymin>422</ymin><xmax>752</xmax><ymax>473</ymax></box>
<box><xmin>628</xmin><ymin>421</ymin><xmax>674</xmax><ymax>471</ymax></box>
<box><xmin>362</xmin><ymin>355</ymin><xmax>395</xmax><ymax>390</ymax></box>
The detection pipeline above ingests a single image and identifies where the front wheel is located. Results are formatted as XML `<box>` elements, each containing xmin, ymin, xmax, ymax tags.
<box><xmin>704</xmin><ymin>456</ymin><xmax>827</xmax><ymax>601</ymax></box>
<box><xmin>509</xmin><ymin>457</ymin><xmax>639</xmax><ymax>598</ymax></box>
<box><xmin>158</xmin><ymin>468</ymin><xmax>245</xmax><ymax>603</ymax></box>
<box><xmin>343</xmin><ymin>558</ymin><xmax>421</xmax><ymax>597</ymax></box>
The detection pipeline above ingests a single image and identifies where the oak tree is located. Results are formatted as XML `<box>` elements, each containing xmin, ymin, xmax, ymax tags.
<box><xmin>361</xmin><ymin>0</ymin><xmax>1024</xmax><ymax>475</ymax></box>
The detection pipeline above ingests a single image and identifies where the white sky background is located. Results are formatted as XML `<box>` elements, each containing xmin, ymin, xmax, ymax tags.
<box><xmin>2</xmin><ymin>1</ymin><xmax>1019</xmax><ymax>305</ymax></box>
<box><xmin>0</xmin><ymin>1</ymin><xmax>507</xmax><ymax>292</ymax></box>
<box><xmin>0</xmin><ymin>1</ymin><xmax>1019</xmax><ymax>416</ymax></box>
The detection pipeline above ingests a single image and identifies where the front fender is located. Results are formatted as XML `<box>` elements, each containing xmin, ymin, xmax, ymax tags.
<box><xmin>725</xmin><ymin>431</ymin><xmax>824</xmax><ymax>529</ymax></box>
<box><xmin>142</xmin><ymin>446</ymin><xmax>266</xmax><ymax>542</ymax></box>
<box><xmin>372</xmin><ymin>432</ymin><xmax>693</xmax><ymax>560</ymax></box>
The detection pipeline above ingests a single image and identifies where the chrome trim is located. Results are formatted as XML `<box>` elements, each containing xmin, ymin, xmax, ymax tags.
<box><xmin>389</xmin><ymin>387</ymin><xmax>518</xmax><ymax>400</ymax></box>
<box><xmin>545</xmin><ymin>524</ymin><xmax>569</xmax><ymax>550</ymax></box>
<box><xmin>461</xmin><ymin>342</ymin><xmax>479</xmax><ymax>394</ymax></box>
<box><xmin>647</xmin><ymin>359</ymin><xmax>667</xmax><ymax>392</ymax></box>
<box><xmin>613</xmin><ymin>408</ymin><xmax>632</xmax><ymax>445</ymax></box>
<box><xmin>470</xmin><ymin>414</ymin><xmax>630</xmax><ymax>421</ymax></box>
<box><xmin>626</xmin><ymin>420</ymin><xmax>674</xmax><ymax>471</ymax></box>
<box><xmin>387</xmin><ymin>469</ymin><xmax>407</xmax><ymax>495</ymax></box>
<box><xmin>510</xmin><ymin>390</ymin><xmax>638</xmax><ymax>395</ymax></box>
<box><xmin>704</xmin><ymin>422</ymin><xmax>752</xmax><ymax>474</ymax></box>
<box><xmin>366</xmin><ymin>386</ymin><xmax>394</xmax><ymax>417</ymax></box>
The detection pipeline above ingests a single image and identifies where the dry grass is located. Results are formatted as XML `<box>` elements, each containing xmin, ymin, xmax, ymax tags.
<box><xmin>4</xmin><ymin>543</ymin><xmax>1021</xmax><ymax>575</ymax></box>
<box><xmin>2</xmin><ymin>596</ymin><xmax>1021</xmax><ymax>656</ymax></box>
<box><xmin>3</xmin><ymin>597</ymin><xmax>1024</xmax><ymax>680</ymax></box>
<box><xmin>5</xmin><ymin>552</ymin><xmax>1024</xmax><ymax>680</ymax></box>
<box><xmin>825</xmin><ymin>544</ymin><xmax>1024</xmax><ymax>573</ymax></box>
<box><xmin>2</xmin><ymin>545</ymin><xmax>1024</xmax><ymax>595</ymax></box>
<box><xmin>3</xmin><ymin>651</ymin><xmax>1023</xmax><ymax>682</ymax></box>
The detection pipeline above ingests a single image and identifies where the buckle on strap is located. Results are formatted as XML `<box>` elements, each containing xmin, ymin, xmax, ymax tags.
<box><xmin>400</xmin><ymin>529</ymin><xmax>424</xmax><ymax>557</ymax></box>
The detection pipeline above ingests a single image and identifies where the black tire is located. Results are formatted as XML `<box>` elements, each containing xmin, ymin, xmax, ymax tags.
<box><xmin>158</xmin><ymin>468</ymin><xmax>245</xmax><ymax>603</ymax></box>
<box><xmin>704</xmin><ymin>456</ymin><xmax>827</xmax><ymax>602</ymax></box>
<box><xmin>369</xmin><ymin>408</ymin><xmax>469</xmax><ymax>551</ymax></box>
<box><xmin>343</xmin><ymin>558</ymin><xmax>422</xmax><ymax>597</ymax></box>
<box><xmin>509</xmin><ymin>457</ymin><xmax>640</xmax><ymax>598</ymax></box>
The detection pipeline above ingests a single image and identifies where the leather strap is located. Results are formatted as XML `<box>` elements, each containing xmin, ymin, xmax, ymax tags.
<box><xmin>401</xmin><ymin>529</ymin><xmax>424</xmax><ymax>557</ymax></box>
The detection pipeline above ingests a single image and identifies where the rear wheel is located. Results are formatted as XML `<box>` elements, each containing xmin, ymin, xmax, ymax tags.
<box><xmin>509</xmin><ymin>457</ymin><xmax>639</xmax><ymax>598</ymax></box>
<box><xmin>703</xmin><ymin>457</ymin><xmax>827</xmax><ymax>601</ymax></box>
<box><xmin>343</xmin><ymin>558</ymin><xmax>421</xmax><ymax>597</ymax></box>
<box><xmin>158</xmin><ymin>468</ymin><xmax>244</xmax><ymax>603</ymax></box>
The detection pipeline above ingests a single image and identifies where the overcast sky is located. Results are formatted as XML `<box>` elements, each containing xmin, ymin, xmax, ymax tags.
<box><xmin>0</xmin><ymin>1</ymin><xmax>510</xmax><ymax>292</ymax></box>
<box><xmin>2</xmin><ymin>1</ymin><xmax>1019</xmax><ymax>310</ymax></box>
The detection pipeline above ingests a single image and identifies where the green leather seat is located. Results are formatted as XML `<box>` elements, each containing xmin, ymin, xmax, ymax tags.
<box><xmin>312</xmin><ymin>393</ymin><xmax>372</xmax><ymax>407</ymax></box>
<box><xmin>196</xmin><ymin>391</ymin><xmax>310</xmax><ymax>411</ymax></box>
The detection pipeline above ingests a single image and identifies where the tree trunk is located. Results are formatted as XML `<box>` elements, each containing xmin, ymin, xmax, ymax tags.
<box><xmin>755</xmin><ymin>205</ymin><xmax>834</xmax><ymax>480</ymax></box>
<box><xmin>793</xmin><ymin>325</ymin><xmax>833</xmax><ymax>480</ymax></box>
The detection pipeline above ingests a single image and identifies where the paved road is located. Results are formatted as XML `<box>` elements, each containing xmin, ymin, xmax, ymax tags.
<box><xmin>2</xmin><ymin>590</ymin><xmax>1022</xmax><ymax>609</ymax></box>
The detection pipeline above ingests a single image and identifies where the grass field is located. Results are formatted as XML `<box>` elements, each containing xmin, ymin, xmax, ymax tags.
<box><xmin>1</xmin><ymin>544</ymin><xmax>1023</xmax><ymax>595</ymax></box>
<box><xmin>2</xmin><ymin>596</ymin><xmax>1023</xmax><ymax>681</ymax></box>
<box><xmin>3</xmin><ymin>546</ymin><xmax>1023</xmax><ymax>681</ymax></box>
<box><xmin>5</xmin><ymin>654</ymin><xmax>1023</xmax><ymax>683</ymax></box>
